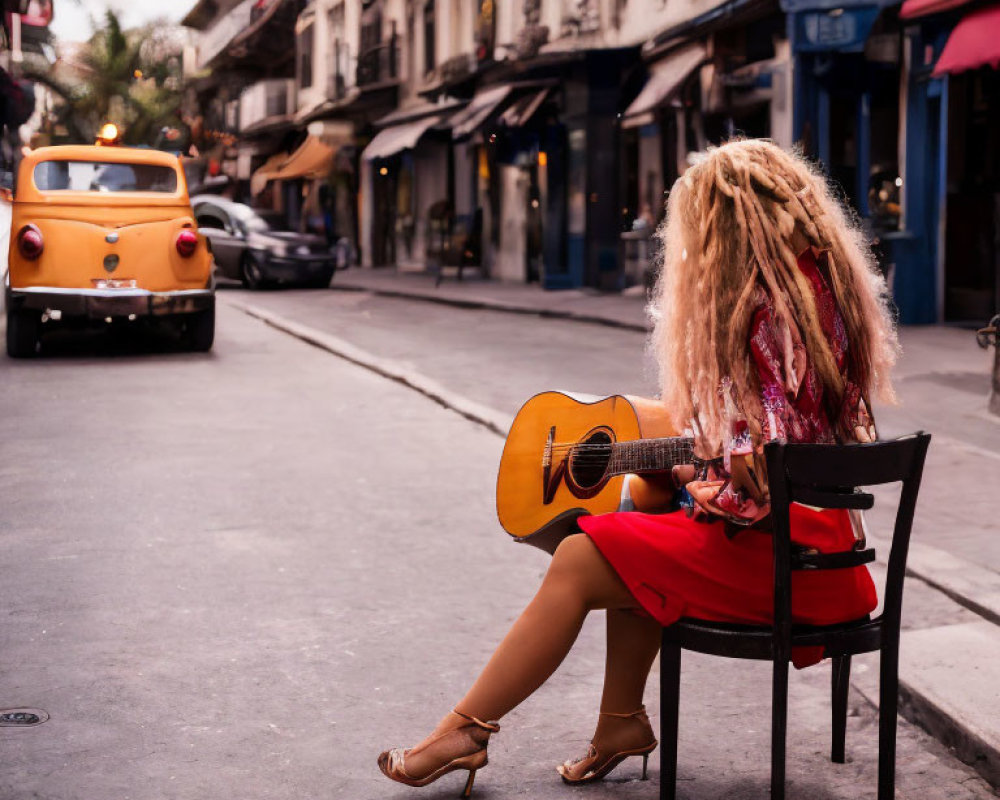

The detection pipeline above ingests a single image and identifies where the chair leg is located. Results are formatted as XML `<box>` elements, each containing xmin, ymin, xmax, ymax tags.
<box><xmin>878</xmin><ymin>644</ymin><xmax>900</xmax><ymax>800</ymax></box>
<box><xmin>660</xmin><ymin>640</ymin><xmax>681</xmax><ymax>800</ymax></box>
<box><xmin>831</xmin><ymin>655</ymin><xmax>851</xmax><ymax>763</ymax></box>
<box><xmin>771</xmin><ymin>658</ymin><xmax>789</xmax><ymax>800</ymax></box>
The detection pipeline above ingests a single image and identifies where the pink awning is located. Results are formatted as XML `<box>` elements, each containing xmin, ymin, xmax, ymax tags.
<box><xmin>900</xmin><ymin>0</ymin><xmax>972</xmax><ymax>19</ymax></box>
<box><xmin>932</xmin><ymin>3</ymin><xmax>1000</xmax><ymax>76</ymax></box>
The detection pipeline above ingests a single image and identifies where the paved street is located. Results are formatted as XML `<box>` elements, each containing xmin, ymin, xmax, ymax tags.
<box><xmin>1</xmin><ymin>293</ymin><xmax>996</xmax><ymax>799</ymax></box>
<box><xmin>221</xmin><ymin>281</ymin><xmax>1000</xmax><ymax>572</ymax></box>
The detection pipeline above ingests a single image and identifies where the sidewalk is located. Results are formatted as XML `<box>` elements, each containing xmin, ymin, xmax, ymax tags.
<box><xmin>334</xmin><ymin>266</ymin><xmax>651</xmax><ymax>330</ymax></box>
<box><xmin>323</xmin><ymin>266</ymin><xmax>1000</xmax><ymax>788</ymax></box>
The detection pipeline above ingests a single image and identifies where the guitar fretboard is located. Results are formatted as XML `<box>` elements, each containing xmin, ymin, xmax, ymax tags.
<box><xmin>606</xmin><ymin>437</ymin><xmax>696</xmax><ymax>476</ymax></box>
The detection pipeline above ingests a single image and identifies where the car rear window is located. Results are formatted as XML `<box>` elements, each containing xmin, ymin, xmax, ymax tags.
<box><xmin>33</xmin><ymin>160</ymin><xmax>179</xmax><ymax>193</ymax></box>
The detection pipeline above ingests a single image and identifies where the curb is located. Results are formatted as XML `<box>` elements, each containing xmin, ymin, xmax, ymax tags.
<box><xmin>850</xmin><ymin>621</ymin><xmax>1000</xmax><ymax>789</ymax></box>
<box><xmin>897</xmin><ymin>677</ymin><xmax>1000</xmax><ymax>789</ymax></box>
<box><xmin>230</xmin><ymin>298</ymin><xmax>999</xmax><ymax>791</ymax></box>
<box><xmin>225</xmin><ymin>298</ymin><xmax>511</xmax><ymax>437</ymax></box>
<box><xmin>332</xmin><ymin>280</ymin><xmax>651</xmax><ymax>333</ymax></box>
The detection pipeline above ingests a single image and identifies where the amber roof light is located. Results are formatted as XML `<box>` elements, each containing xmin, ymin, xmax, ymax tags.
<box><xmin>96</xmin><ymin>123</ymin><xmax>122</xmax><ymax>146</ymax></box>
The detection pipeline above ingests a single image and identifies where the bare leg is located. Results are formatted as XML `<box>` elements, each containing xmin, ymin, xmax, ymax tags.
<box><xmin>600</xmin><ymin>608</ymin><xmax>662</xmax><ymax>713</ymax></box>
<box><xmin>400</xmin><ymin>534</ymin><xmax>639</xmax><ymax>777</ymax></box>
<box><xmin>558</xmin><ymin>609</ymin><xmax>661</xmax><ymax>780</ymax></box>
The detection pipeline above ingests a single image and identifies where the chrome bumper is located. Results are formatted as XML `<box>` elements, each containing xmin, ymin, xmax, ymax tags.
<box><xmin>8</xmin><ymin>287</ymin><xmax>215</xmax><ymax>318</ymax></box>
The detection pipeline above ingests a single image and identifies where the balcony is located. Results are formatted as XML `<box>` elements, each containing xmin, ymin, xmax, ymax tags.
<box><xmin>195</xmin><ymin>0</ymin><xmax>256</xmax><ymax>69</ymax></box>
<box><xmin>239</xmin><ymin>78</ymin><xmax>296</xmax><ymax>134</ymax></box>
<box><xmin>356</xmin><ymin>31</ymin><xmax>399</xmax><ymax>88</ymax></box>
<box><xmin>327</xmin><ymin>39</ymin><xmax>353</xmax><ymax>100</ymax></box>
<box><xmin>192</xmin><ymin>0</ymin><xmax>300</xmax><ymax>72</ymax></box>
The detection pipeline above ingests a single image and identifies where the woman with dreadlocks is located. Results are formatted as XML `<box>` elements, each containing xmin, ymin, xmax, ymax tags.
<box><xmin>377</xmin><ymin>139</ymin><xmax>898</xmax><ymax>797</ymax></box>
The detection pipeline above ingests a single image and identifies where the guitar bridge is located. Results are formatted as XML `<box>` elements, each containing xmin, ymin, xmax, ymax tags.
<box><xmin>542</xmin><ymin>425</ymin><xmax>563</xmax><ymax>506</ymax></box>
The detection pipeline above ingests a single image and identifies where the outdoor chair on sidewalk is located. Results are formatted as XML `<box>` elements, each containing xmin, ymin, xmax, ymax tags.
<box><xmin>659</xmin><ymin>433</ymin><xmax>931</xmax><ymax>800</ymax></box>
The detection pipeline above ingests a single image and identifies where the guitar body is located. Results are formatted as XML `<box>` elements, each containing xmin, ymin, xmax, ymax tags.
<box><xmin>496</xmin><ymin>392</ymin><xmax>680</xmax><ymax>553</ymax></box>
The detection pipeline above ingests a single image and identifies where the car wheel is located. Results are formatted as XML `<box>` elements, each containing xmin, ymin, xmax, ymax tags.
<box><xmin>182</xmin><ymin>305</ymin><xmax>215</xmax><ymax>352</ymax></box>
<box><xmin>240</xmin><ymin>254</ymin><xmax>267</xmax><ymax>290</ymax></box>
<box><xmin>6</xmin><ymin>307</ymin><xmax>41</xmax><ymax>358</ymax></box>
<box><xmin>303</xmin><ymin>268</ymin><xmax>335</xmax><ymax>289</ymax></box>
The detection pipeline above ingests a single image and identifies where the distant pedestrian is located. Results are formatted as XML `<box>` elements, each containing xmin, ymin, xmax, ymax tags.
<box><xmin>377</xmin><ymin>139</ymin><xmax>898</xmax><ymax>796</ymax></box>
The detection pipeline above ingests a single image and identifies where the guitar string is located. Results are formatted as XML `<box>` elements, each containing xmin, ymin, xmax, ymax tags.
<box><xmin>548</xmin><ymin>444</ymin><xmax>696</xmax><ymax>456</ymax></box>
<box><xmin>544</xmin><ymin>442</ymin><xmax>701</xmax><ymax>468</ymax></box>
<box><xmin>546</xmin><ymin>451</ymin><xmax>698</xmax><ymax>465</ymax></box>
<box><xmin>549</xmin><ymin>453</ymin><xmax>696</xmax><ymax>463</ymax></box>
<box><xmin>548</xmin><ymin>447</ymin><xmax>695</xmax><ymax>458</ymax></box>
<box><xmin>548</xmin><ymin>441</ymin><xmax>694</xmax><ymax>451</ymax></box>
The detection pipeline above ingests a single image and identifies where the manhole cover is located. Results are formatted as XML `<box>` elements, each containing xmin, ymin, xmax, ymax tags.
<box><xmin>0</xmin><ymin>708</ymin><xmax>49</xmax><ymax>727</ymax></box>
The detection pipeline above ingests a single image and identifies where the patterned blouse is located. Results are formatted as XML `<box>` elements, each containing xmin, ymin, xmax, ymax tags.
<box><xmin>685</xmin><ymin>248</ymin><xmax>876</xmax><ymax>527</ymax></box>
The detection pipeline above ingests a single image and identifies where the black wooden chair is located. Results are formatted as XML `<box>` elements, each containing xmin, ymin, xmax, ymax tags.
<box><xmin>659</xmin><ymin>433</ymin><xmax>931</xmax><ymax>800</ymax></box>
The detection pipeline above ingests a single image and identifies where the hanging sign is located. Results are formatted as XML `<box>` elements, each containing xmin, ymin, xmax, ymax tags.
<box><xmin>793</xmin><ymin>6</ymin><xmax>881</xmax><ymax>52</ymax></box>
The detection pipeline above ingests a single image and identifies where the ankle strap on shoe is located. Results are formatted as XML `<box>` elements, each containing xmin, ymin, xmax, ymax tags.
<box><xmin>598</xmin><ymin>706</ymin><xmax>647</xmax><ymax>719</ymax></box>
<box><xmin>453</xmin><ymin>709</ymin><xmax>500</xmax><ymax>733</ymax></box>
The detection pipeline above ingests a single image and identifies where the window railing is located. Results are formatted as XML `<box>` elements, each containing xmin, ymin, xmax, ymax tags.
<box><xmin>239</xmin><ymin>78</ymin><xmax>295</xmax><ymax>130</ymax></box>
<box><xmin>356</xmin><ymin>28</ymin><xmax>399</xmax><ymax>86</ymax></box>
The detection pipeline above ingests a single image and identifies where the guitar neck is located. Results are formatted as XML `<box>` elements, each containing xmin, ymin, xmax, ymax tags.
<box><xmin>606</xmin><ymin>437</ymin><xmax>696</xmax><ymax>476</ymax></box>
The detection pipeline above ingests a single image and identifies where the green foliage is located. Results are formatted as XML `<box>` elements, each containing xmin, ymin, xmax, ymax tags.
<box><xmin>25</xmin><ymin>9</ymin><xmax>184</xmax><ymax>147</ymax></box>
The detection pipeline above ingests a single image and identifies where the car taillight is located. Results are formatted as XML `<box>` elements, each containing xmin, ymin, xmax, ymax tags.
<box><xmin>17</xmin><ymin>224</ymin><xmax>43</xmax><ymax>260</ymax></box>
<box><xmin>175</xmin><ymin>229</ymin><xmax>198</xmax><ymax>258</ymax></box>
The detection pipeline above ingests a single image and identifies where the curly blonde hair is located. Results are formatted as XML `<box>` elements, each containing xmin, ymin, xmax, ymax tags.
<box><xmin>650</xmin><ymin>138</ymin><xmax>898</xmax><ymax>454</ymax></box>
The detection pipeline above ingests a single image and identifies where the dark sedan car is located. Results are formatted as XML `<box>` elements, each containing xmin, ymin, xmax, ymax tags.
<box><xmin>191</xmin><ymin>196</ymin><xmax>336</xmax><ymax>289</ymax></box>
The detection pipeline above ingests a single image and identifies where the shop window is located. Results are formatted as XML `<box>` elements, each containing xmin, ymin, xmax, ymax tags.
<box><xmin>867</xmin><ymin>63</ymin><xmax>902</xmax><ymax>233</ymax></box>
<box><xmin>329</xmin><ymin>3</ymin><xmax>349</xmax><ymax>95</ymax></box>
<box><xmin>944</xmin><ymin>70</ymin><xmax>1000</xmax><ymax>321</ymax></box>
<box><xmin>423</xmin><ymin>1</ymin><xmax>436</xmax><ymax>74</ymax></box>
<box><xmin>476</xmin><ymin>0</ymin><xmax>496</xmax><ymax>62</ymax></box>
<box><xmin>298</xmin><ymin>22</ymin><xmax>314</xmax><ymax>89</ymax></box>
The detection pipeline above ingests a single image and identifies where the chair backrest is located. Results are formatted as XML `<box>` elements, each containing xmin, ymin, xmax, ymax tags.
<box><xmin>763</xmin><ymin>433</ymin><xmax>931</xmax><ymax>651</ymax></box>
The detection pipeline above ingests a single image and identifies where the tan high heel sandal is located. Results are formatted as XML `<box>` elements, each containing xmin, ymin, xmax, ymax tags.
<box><xmin>377</xmin><ymin>709</ymin><xmax>500</xmax><ymax>798</ymax></box>
<box><xmin>557</xmin><ymin>707</ymin><xmax>658</xmax><ymax>784</ymax></box>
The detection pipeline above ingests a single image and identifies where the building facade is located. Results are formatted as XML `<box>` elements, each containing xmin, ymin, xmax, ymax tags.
<box><xmin>180</xmin><ymin>0</ymin><xmax>1000</xmax><ymax>324</ymax></box>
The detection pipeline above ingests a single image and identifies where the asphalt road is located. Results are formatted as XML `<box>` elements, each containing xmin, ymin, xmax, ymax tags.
<box><xmin>0</xmin><ymin>299</ymin><xmax>994</xmax><ymax>799</ymax></box>
<box><xmin>222</xmin><ymin>284</ymin><xmax>1000</xmax><ymax>573</ymax></box>
<box><xmin>214</xmin><ymin>283</ymin><xmax>660</xmax><ymax>416</ymax></box>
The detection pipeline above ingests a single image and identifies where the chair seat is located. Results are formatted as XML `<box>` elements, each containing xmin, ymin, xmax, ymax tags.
<box><xmin>662</xmin><ymin>614</ymin><xmax>881</xmax><ymax>660</ymax></box>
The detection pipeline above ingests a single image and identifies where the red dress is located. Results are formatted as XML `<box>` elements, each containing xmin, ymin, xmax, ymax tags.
<box><xmin>579</xmin><ymin>250</ymin><xmax>878</xmax><ymax>668</ymax></box>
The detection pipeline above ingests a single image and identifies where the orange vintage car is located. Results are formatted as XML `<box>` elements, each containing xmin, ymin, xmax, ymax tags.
<box><xmin>5</xmin><ymin>139</ymin><xmax>214</xmax><ymax>357</ymax></box>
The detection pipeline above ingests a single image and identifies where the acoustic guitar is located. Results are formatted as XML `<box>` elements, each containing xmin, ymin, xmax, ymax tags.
<box><xmin>496</xmin><ymin>392</ymin><xmax>698</xmax><ymax>553</ymax></box>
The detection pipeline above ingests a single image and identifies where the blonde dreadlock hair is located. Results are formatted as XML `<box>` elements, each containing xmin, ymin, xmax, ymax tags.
<box><xmin>650</xmin><ymin>138</ymin><xmax>898</xmax><ymax>455</ymax></box>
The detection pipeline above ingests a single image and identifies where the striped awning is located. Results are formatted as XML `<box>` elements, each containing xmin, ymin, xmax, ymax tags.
<box><xmin>362</xmin><ymin>115</ymin><xmax>444</xmax><ymax>161</ymax></box>
<box><xmin>448</xmin><ymin>85</ymin><xmax>513</xmax><ymax>140</ymax></box>
<box><xmin>498</xmin><ymin>89</ymin><xmax>551</xmax><ymax>128</ymax></box>
<box><xmin>621</xmin><ymin>44</ymin><xmax>707</xmax><ymax>129</ymax></box>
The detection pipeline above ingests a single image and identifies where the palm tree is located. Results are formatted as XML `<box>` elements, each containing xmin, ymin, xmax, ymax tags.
<box><xmin>23</xmin><ymin>9</ymin><xmax>183</xmax><ymax>146</ymax></box>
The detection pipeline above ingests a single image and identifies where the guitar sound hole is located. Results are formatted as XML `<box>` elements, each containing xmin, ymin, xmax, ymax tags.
<box><xmin>569</xmin><ymin>431</ymin><xmax>613</xmax><ymax>490</ymax></box>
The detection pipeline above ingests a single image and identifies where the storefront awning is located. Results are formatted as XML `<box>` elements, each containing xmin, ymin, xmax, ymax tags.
<box><xmin>448</xmin><ymin>85</ymin><xmax>513</xmax><ymax>140</ymax></box>
<box><xmin>621</xmin><ymin>44</ymin><xmax>707</xmax><ymax>129</ymax></box>
<box><xmin>250</xmin><ymin>151</ymin><xmax>289</xmax><ymax>196</ymax></box>
<box><xmin>932</xmin><ymin>3</ymin><xmax>1000</xmax><ymax>75</ymax></box>
<box><xmin>362</xmin><ymin>115</ymin><xmax>444</xmax><ymax>161</ymax></box>
<box><xmin>268</xmin><ymin>135</ymin><xmax>335</xmax><ymax>181</ymax></box>
<box><xmin>900</xmin><ymin>0</ymin><xmax>974</xmax><ymax>17</ymax></box>
<box><xmin>498</xmin><ymin>89</ymin><xmax>551</xmax><ymax>128</ymax></box>
<box><xmin>248</xmin><ymin>136</ymin><xmax>336</xmax><ymax>196</ymax></box>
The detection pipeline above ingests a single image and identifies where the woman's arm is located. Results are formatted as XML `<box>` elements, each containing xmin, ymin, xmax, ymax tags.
<box><xmin>621</xmin><ymin>473</ymin><xmax>678</xmax><ymax>514</ymax></box>
<box><xmin>684</xmin><ymin>302</ymin><xmax>798</xmax><ymax>526</ymax></box>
